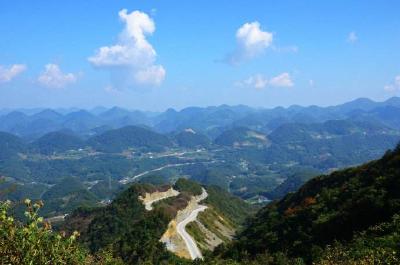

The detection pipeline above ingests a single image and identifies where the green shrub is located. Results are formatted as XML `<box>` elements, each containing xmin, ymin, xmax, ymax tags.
<box><xmin>0</xmin><ymin>199</ymin><xmax>88</xmax><ymax>264</ymax></box>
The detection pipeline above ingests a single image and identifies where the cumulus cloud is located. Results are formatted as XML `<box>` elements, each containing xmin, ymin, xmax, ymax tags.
<box><xmin>0</xmin><ymin>64</ymin><xmax>27</xmax><ymax>83</ymax></box>
<box><xmin>236</xmin><ymin>72</ymin><xmax>294</xmax><ymax>89</ymax></box>
<box><xmin>88</xmin><ymin>9</ymin><xmax>165</xmax><ymax>87</ymax></box>
<box><xmin>225</xmin><ymin>22</ymin><xmax>273</xmax><ymax>65</ymax></box>
<box><xmin>37</xmin><ymin>64</ymin><xmax>78</xmax><ymax>88</ymax></box>
<box><xmin>347</xmin><ymin>31</ymin><xmax>358</xmax><ymax>43</ymax></box>
<box><xmin>384</xmin><ymin>75</ymin><xmax>400</xmax><ymax>92</ymax></box>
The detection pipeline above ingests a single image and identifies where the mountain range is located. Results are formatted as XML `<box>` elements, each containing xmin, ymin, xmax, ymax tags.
<box><xmin>1</xmin><ymin>97</ymin><xmax>400</xmax><ymax>209</ymax></box>
<box><xmin>1</xmin><ymin>97</ymin><xmax>400</xmax><ymax>140</ymax></box>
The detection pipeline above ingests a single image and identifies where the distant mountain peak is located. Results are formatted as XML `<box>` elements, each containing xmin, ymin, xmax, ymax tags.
<box><xmin>385</xmin><ymin>96</ymin><xmax>400</xmax><ymax>105</ymax></box>
<box><xmin>4</xmin><ymin>110</ymin><xmax>27</xmax><ymax>118</ymax></box>
<box><xmin>32</xmin><ymin>109</ymin><xmax>62</xmax><ymax>119</ymax></box>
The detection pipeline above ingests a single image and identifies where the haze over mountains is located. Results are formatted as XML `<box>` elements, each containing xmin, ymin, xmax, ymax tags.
<box><xmin>1</xmin><ymin>97</ymin><xmax>400</xmax><ymax>140</ymax></box>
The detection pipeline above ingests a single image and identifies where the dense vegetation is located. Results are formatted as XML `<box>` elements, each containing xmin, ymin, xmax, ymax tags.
<box><xmin>40</xmin><ymin>177</ymin><xmax>101</xmax><ymax>217</ymax></box>
<box><xmin>215</xmin><ymin>143</ymin><xmax>400</xmax><ymax>264</ymax></box>
<box><xmin>87</xmin><ymin>125</ymin><xmax>173</xmax><ymax>152</ymax></box>
<box><xmin>60</xmin><ymin>183</ymin><xmax>187</xmax><ymax>264</ymax></box>
<box><xmin>0</xmin><ymin>131</ymin><xmax>26</xmax><ymax>159</ymax></box>
<box><xmin>0</xmin><ymin>199</ymin><xmax>124</xmax><ymax>264</ymax></box>
<box><xmin>30</xmin><ymin>131</ymin><xmax>84</xmax><ymax>155</ymax></box>
<box><xmin>205</xmin><ymin>185</ymin><xmax>255</xmax><ymax>225</ymax></box>
<box><xmin>174</xmin><ymin>178</ymin><xmax>203</xmax><ymax>196</ymax></box>
<box><xmin>173</xmin><ymin>130</ymin><xmax>211</xmax><ymax>148</ymax></box>
<box><xmin>214</xmin><ymin>127</ymin><xmax>269</xmax><ymax>147</ymax></box>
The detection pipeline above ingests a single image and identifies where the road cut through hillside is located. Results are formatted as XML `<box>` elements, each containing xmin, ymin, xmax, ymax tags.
<box><xmin>139</xmin><ymin>187</ymin><xmax>180</xmax><ymax>211</ymax></box>
<box><xmin>160</xmin><ymin>188</ymin><xmax>208</xmax><ymax>260</ymax></box>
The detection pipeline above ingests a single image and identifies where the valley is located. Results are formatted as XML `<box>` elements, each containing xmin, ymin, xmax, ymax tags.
<box><xmin>1</xmin><ymin>97</ymin><xmax>400</xmax><ymax>221</ymax></box>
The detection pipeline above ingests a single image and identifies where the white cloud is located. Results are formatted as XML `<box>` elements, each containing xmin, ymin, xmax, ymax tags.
<box><xmin>309</xmin><ymin>79</ymin><xmax>315</xmax><ymax>87</ymax></box>
<box><xmin>0</xmin><ymin>64</ymin><xmax>27</xmax><ymax>83</ymax></box>
<box><xmin>88</xmin><ymin>9</ymin><xmax>165</xmax><ymax>87</ymax></box>
<box><xmin>37</xmin><ymin>64</ymin><xmax>78</xmax><ymax>88</ymax></box>
<box><xmin>226</xmin><ymin>22</ymin><xmax>273</xmax><ymax>65</ymax></box>
<box><xmin>384</xmin><ymin>75</ymin><xmax>400</xmax><ymax>92</ymax></box>
<box><xmin>237</xmin><ymin>72</ymin><xmax>294</xmax><ymax>89</ymax></box>
<box><xmin>237</xmin><ymin>22</ymin><xmax>273</xmax><ymax>55</ymax></box>
<box><xmin>269</xmin><ymin>72</ymin><xmax>294</xmax><ymax>87</ymax></box>
<box><xmin>347</xmin><ymin>31</ymin><xmax>358</xmax><ymax>43</ymax></box>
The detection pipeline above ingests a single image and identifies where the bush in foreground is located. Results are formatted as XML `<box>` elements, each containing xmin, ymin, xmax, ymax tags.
<box><xmin>0</xmin><ymin>199</ymin><xmax>123</xmax><ymax>265</ymax></box>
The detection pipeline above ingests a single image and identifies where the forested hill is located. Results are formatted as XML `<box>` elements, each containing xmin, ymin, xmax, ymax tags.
<box><xmin>61</xmin><ymin>179</ymin><xmax>252</xmax><ymax>264</ymax></box>
<box><xmin>215</xmin><ymin>143</ymin><xmax>400</xmax><ymax>264</ymax></box>
<box><xmin>30</xmin><ymin>131</ymin><xmax>84</xmax><ymax>155</ymax></box>
<box><xmin>0</xmin><ymin>131</ymin><xmax>26</xmax><ymax>159</ymax></box>
<box><xmin>87</xmin><ymin>125</ymin><xmax>174</xmax><ymax>152</ymax></box>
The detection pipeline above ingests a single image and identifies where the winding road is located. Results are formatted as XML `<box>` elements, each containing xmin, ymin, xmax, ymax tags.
<box><xmin>119</xmin><ymin>159</ymin><xmax>220</xmax><ymax>184</ymax></box>
<box><xmin>176</xmin><ymin>188</ymin><xmax>208</xmax><ymax>260</ymax></box>
<box><xmin>119</xmin><ymin>162</ymin><xmax>196</xmax><ymax>184</ymax></box>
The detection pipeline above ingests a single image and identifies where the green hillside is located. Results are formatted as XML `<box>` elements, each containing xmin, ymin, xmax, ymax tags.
<box><xmin>30</xmin><ymin>131</ymin><xmax>84</xmax><ymax>155</ymax></box>
<box><xmin>174</xmin><ymin>130</ymin><xmax>211</xmax><ymax>148</ymax></box>
<box><xmin>0</xmin><ymin>132</ymin><xmax>26</xmax><ymax>159</ymax></box>
<box><xmin>214</xmin><ymin>127</ymin><xmax>270</xmax><ymax>148</ymax></box>
<box><xmin>40</xmin><ymin>177</ymin><xmax>100</xmax><ymax>217</ymax></box>
<box><xmin>87</xmin><ymin>125</ymin><xmax>173</xmax><ymax>152</ymax></box>
<box><xmin>216</xmin><ymin>143</ymin><xmax>400</xmax><ymax>264</ymax></box>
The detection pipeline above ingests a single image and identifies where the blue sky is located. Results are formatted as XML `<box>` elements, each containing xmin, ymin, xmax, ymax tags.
<box><xmin>0</xmin><ymin>0</ymin><xmax>399</xmax><ymax>110</ymax></box>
